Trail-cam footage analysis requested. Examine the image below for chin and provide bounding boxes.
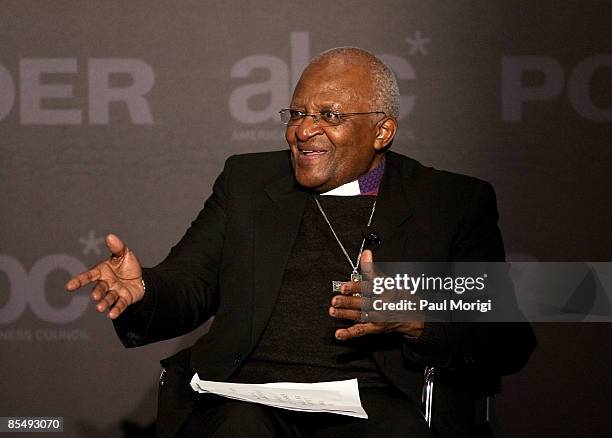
[296,177,319,190]
[295,173,327,191]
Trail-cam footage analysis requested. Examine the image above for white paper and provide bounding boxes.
[190,374,368,419]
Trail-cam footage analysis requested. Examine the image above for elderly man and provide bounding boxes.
[66,47,536,437]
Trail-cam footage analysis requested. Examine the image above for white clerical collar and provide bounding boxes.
[320,179,361,196]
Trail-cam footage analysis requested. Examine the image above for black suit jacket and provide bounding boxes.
[114,150,536,437]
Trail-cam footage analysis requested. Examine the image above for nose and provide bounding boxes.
[294,115,324,142]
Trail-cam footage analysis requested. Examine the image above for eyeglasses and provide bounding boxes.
[279,109,385,127]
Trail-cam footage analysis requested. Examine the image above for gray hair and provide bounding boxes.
[308,47,400,118]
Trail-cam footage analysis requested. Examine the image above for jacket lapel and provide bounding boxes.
[370,152,416,262]
[369,153,428,399]
[251,174,309,344]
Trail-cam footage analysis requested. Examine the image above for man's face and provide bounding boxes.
[286,61,384,192]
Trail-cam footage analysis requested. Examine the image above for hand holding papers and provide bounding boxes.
[190,374,368,419]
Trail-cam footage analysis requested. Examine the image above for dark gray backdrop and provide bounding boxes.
[1,1,611,436]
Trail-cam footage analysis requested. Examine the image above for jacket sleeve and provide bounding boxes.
[113,156,235,347]
[403,181,537,380]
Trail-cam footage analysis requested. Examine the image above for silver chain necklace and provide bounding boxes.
[314,196,377,292]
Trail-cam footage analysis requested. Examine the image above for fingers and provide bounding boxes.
[65,234,127,292]
[340,280,370,295]
[331,294,361,309]
[335,323,381,340]
[360,249,386,279]
[92,284,131,319]
[108,296,129,320]
[329,293,364,320]
[96,289,119,313]
[360,249,376,278]
[329,306,361,321]
[334,321,423,340]
[106,233,127,259]
[91,280,109,301]
[65,267,101,291]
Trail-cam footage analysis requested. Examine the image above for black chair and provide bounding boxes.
[422,366,499,437]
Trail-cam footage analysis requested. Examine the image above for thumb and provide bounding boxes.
[360,249,376,279]
[106,233,127,258]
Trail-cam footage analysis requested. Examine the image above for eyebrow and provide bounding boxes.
[289,102,343,111]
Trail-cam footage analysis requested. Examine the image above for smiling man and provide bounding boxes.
[66,48,536,438]
[285,50,397,193]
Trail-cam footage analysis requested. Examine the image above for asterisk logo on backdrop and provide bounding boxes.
[406,31,430,55]
[79,230,104,256]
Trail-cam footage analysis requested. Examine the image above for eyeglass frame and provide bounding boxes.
[279,108,386,127]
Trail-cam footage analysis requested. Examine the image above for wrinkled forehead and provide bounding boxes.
[290,60,375,109]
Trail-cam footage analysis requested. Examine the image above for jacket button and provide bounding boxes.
[233,355,242,366]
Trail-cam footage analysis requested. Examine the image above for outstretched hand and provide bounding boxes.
[65,234,144,319]
[329,250,424,340]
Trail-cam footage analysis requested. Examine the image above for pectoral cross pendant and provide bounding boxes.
[332,272,362,292]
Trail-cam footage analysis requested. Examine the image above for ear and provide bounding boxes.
[373,117,397,150]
